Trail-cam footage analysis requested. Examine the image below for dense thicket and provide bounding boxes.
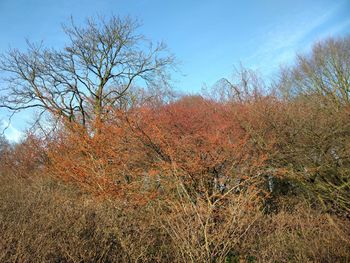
[0,16,349,262]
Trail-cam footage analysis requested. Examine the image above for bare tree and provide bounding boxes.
[202,65,265,103]
[0,15,175,127]
[278,36,350,107]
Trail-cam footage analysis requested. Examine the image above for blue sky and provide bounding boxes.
[0,0,350,142]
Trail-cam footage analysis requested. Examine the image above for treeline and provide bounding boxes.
[0,16,350,262]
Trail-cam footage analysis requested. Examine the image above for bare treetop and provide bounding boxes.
[0,15,175,127]
[278,36,350,107]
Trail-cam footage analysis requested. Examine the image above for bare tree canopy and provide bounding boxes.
[278,36,350,107]
[204,65,266,103]
[0,15,175,126]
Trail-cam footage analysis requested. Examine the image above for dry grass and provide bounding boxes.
[243,204,350,262]
[0,174,175,262]
[1,174,349,262]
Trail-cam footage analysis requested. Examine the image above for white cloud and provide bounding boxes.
[245,1,347,75]
[316,17,350,41]
[1,120,24,143]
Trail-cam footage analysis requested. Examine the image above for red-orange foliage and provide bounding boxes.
[131,96,255,177]
[47,121,143,198]
[0,135,46,178]
[44,96,271,202]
